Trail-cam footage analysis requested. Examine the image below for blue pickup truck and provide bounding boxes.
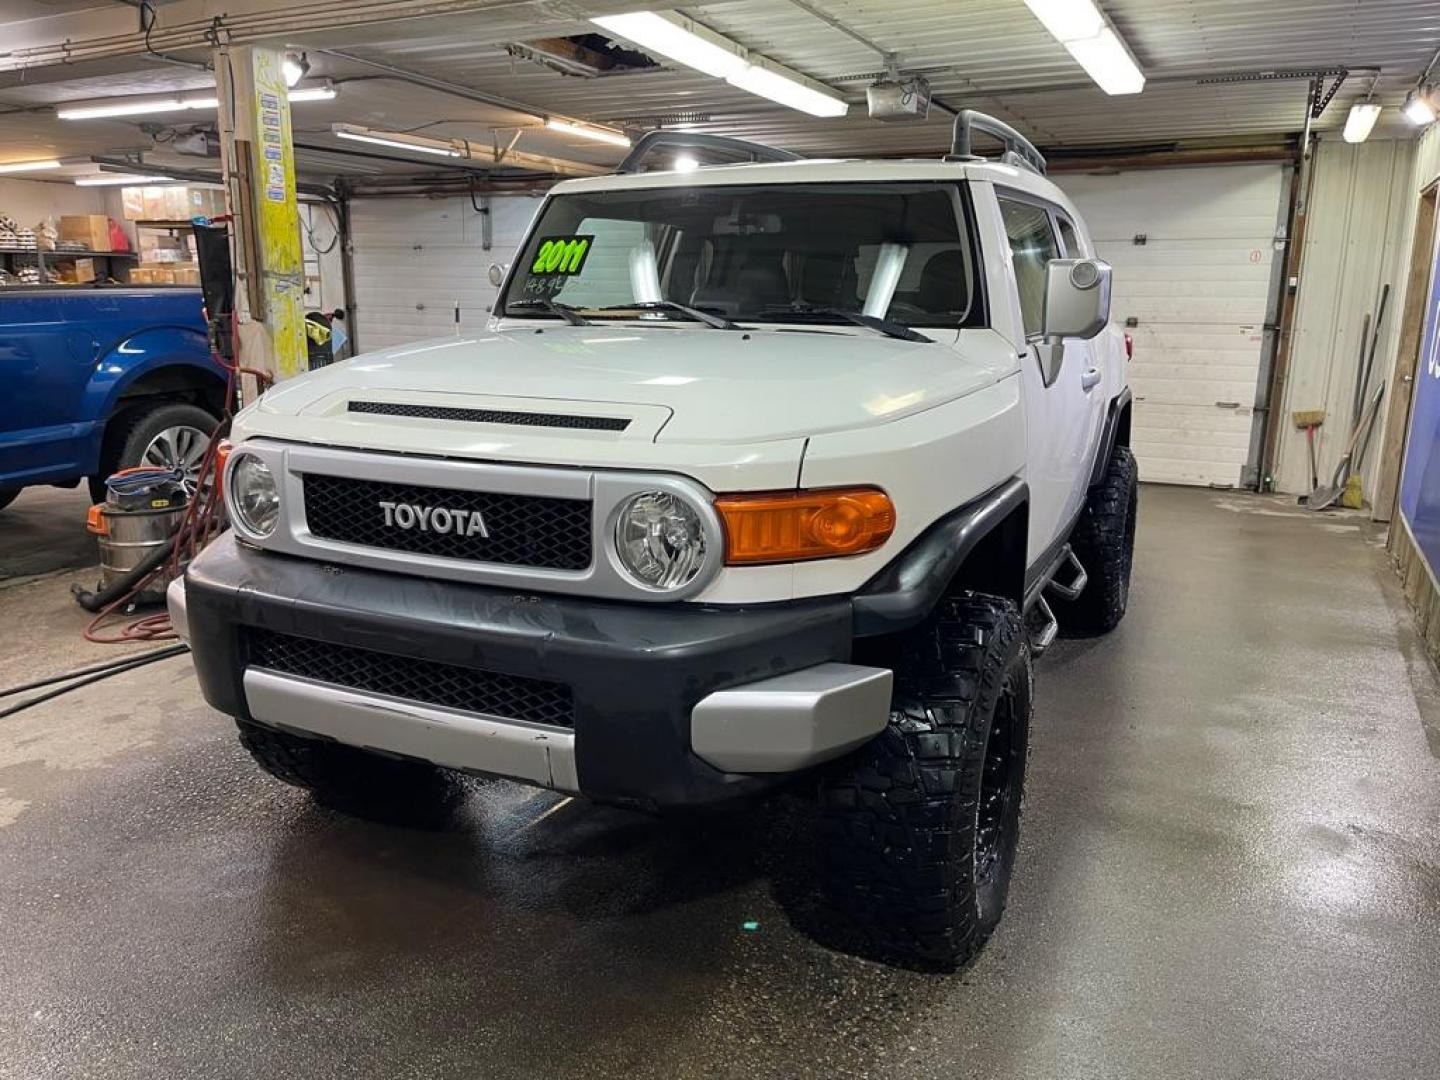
[0,287,226,510]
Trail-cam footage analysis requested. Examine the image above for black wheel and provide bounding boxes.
[1055,445,1138,637]
[819,593,1033,971]
[90,401,217,502]
[0,487,19,512]
[236,719,466,829]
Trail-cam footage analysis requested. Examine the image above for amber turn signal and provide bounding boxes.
[214,439,233,502]
[715,488,896,565]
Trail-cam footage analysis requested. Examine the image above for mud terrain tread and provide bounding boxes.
[819,593,1032,971]
[1056,445,1137,637]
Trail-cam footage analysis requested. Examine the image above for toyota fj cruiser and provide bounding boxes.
[174,113,1136,970]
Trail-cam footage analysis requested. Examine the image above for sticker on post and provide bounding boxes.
[266,184,286,203]
[529,235,594,276]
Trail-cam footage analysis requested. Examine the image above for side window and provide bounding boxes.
[998,197,1059,338]
[1055,215,1083,258]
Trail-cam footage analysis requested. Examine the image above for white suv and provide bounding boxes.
[174,112,1137,970]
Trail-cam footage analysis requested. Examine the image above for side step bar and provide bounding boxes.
[1028,546,1088,655]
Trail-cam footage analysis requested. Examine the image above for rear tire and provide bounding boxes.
[236,719,465,829]
[1055,445,1137,637]
[90,401,217,502]
[819,593,1032,971]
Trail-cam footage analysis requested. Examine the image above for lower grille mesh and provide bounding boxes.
[248,629,575,728]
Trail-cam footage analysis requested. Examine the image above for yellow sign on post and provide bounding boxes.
[218,45,306,385]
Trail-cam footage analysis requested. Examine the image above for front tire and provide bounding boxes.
[819,594,1033,970]
[1055,445,1138,637]
[236,719,465,829]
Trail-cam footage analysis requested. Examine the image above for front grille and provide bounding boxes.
[301,473,592,570]
[348,400,630,432]
[248,629,575,728]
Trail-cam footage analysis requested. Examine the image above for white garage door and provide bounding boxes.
[350,195,543,352]
[1058,165,1286,487]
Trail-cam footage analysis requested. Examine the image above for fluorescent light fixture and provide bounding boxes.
[74,173,173,186]
[1404,88,1437,125]
[58,83,334,120]
[281,51,310,88]
[727,61,848,118]
[674,155,699,172]
[332,123,461,158]
[593,10,847,116]
[545,118,631,147]
[592,12,746,79]
[1022,0,1145,95]
[1343,102,1382,143]
[0,159,62,174]
[288,82,337,103]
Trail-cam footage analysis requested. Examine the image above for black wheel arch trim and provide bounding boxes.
[852,476,1028,638]
[1088,387,1133,489]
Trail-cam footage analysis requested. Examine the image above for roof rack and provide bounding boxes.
[946,109,1047,176]
[616,131,802,174]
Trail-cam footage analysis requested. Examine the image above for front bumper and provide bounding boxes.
[179,535,888,810]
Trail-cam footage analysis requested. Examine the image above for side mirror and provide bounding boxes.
[487,263,507,287]
[1035,257,1112,385]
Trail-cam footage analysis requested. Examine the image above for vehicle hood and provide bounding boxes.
[250,324,1018,444]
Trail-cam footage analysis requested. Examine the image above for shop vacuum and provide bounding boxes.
[74,466,190,611]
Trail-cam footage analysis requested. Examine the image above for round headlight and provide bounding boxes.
[229,453,280,538]
[614,491,708,591]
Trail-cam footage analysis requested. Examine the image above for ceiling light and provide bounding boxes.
[1343,102,1383,143]
[545,118,632,147]
[674,155,699,172]
[332,123,461,158]
[74,173,174,186]
[593,10,846,117]
[58,84,335,120]
[0,159,62,174]
[1404,88,1437,125]
[727,62,848,118]
[1021,0,1145,95]
[592,12,746,79]
[281,51,310,88]
[288,82,337,103]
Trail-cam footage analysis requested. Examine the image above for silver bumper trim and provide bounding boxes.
[242,669,579,791]
[691,663,892,773]
[166,576,189,644]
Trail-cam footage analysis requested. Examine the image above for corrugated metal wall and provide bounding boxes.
[1274,138,1417,497]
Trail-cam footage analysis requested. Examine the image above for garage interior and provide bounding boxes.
[3,1,1440,1076]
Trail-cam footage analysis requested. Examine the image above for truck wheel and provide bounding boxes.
[236,719,465,829]
[90,402,217,502]
[1055,446,1138,637]
[0,487,18,512]
[819,593,1032,970]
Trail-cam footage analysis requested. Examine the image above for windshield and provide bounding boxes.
[500,182,982,329]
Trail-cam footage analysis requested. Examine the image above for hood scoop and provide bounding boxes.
[347,400,631,432]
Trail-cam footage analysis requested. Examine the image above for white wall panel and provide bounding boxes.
[1059,164,1286,487]
[350,194,543,352]
[1274,139,1417,497]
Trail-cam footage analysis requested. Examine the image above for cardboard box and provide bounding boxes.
[120,187,146,221]
[129,267,152,285]
[73,257,96,283]
[58,215,111,252]
[172,266,200,285]
[141,187,168,220]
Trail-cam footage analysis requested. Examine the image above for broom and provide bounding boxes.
[1292,409,1325,498]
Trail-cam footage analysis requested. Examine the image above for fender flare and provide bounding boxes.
[1088,387,1133,488]
[852,477,1028,638]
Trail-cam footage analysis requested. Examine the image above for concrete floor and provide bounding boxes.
[1,485,1438,1079]
[0,485,97,583]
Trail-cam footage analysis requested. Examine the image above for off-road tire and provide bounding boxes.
[236,719,465,829]
[1055,445,1137,637]
[89,401,217,502]
[819,593,1033,971]
[0,487,19,512]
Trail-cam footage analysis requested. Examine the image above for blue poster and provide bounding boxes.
[1399,234,1440,572]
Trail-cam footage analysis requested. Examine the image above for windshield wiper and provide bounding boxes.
[590,300,741,331]
[507,298,591,326]
[777,307,933,343]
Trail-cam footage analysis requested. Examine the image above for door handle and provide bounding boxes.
[1081,367,1102,392]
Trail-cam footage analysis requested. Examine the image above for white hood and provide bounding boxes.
[248,323,1017,445]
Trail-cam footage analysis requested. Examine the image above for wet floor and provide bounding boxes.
[1,486,1438,1079]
